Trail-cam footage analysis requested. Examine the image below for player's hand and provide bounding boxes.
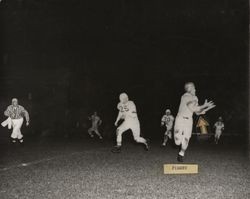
[26,122,29,126]
[114,121,118,126]
[199,104,216,115]
[204,99,214,108]
[206,103,216,110]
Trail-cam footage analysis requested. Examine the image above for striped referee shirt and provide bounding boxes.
[4,105,30,122]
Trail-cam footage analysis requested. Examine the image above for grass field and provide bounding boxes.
[0,136,249,199]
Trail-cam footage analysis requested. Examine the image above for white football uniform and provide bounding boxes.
[162,115,175,130]
[117,101,138,119]
[161,115,174,137]
[90,115,101,130]
[214,121,224,139]
[116,101,146,144]
[174,93,198,154]
[88,115,102,138]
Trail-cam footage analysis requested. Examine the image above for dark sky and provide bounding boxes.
[0,0,248,135]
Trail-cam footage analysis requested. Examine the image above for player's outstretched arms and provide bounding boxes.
[196,103,216,115]
[202,99,215,109]
[187,99,215,115]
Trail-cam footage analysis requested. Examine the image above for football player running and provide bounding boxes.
[174,82,215,162]
[111,93,149,153]
[214,116,224,144]
[161,109,175,147]
[88,111,103,139]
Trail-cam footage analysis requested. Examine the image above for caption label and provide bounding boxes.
[164,164,198,174]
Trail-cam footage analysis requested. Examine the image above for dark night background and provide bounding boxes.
[0,0,248,141]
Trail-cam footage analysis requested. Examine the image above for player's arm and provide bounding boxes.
[4,109,10,117]
[114,111,123,126]
[115,103,124,126]
[187,99,215,115]
[196,105,215,115]
[4,106,11,117]
[21,106,30,125]
[186,100,202,113]
[161,116,165,126]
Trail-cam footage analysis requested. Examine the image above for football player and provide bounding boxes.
[174,82,215,162]
[88,111,103,139]
[1,98,30,143]
[161,109,175,146]
[214,116,224,144]
[111,93,149,153]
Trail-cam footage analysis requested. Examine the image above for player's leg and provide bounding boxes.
[178,128,192,162]
[88,127,94,138]
[216,131,221,144]
[215,131,219,144]
[174,118,183,146]
[174,128,185,162]
[162,131,168,146]
[11,119,18,143]
[179,136,190,156]
[17,132,24,143]
[174,129,183,146]
[16,118,24,143]
[131,119,149,150]
[116,122,128,146]
[176,119,192,162]
[163,126,172,146]
[167,127,173,139]
[94,129,103,139]
[111,121,129,153]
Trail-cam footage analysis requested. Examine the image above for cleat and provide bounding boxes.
[12,139,16,143]
[19,139,24,143]
[177,154,184,162]
[162,143,166,147]
[111,146,121,153]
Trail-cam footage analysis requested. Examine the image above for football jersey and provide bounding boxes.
[161,115,174,127]
[91,115,101,126]
[117,101,137,119]
[214,122,224,131]
[177,92,198,118]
